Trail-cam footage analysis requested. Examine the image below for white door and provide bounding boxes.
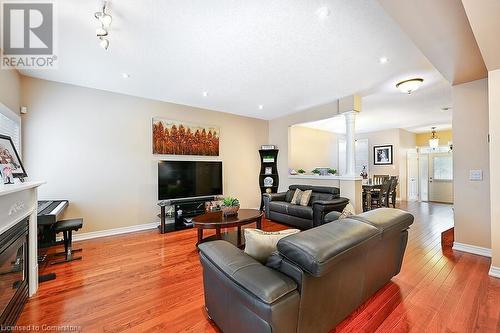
[428,152,453,203]
[407,150,419,201]
[419,154,429,201]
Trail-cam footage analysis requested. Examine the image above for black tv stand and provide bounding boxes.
[158,196,217,234]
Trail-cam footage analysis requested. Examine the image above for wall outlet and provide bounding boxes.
[469,170,483,181]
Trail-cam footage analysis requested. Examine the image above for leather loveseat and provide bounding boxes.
[263,185,349,229]
[198,208,414,333]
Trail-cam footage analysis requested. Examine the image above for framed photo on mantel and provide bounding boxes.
[373,145,393,165]
[0,134,27,182]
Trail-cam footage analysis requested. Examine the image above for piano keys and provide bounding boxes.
[37,200,68,247]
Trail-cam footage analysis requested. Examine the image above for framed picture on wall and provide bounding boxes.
[152,118,220,156]
[373,145,393,165]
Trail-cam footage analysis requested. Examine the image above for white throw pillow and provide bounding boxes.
[244,228,300,263]
[338,203,356,220]
[290,188,303,205]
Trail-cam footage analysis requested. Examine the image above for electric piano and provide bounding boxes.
[37,200,69,247]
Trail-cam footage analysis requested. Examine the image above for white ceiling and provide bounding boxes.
[300,72,452,134]
[20,0,450,120]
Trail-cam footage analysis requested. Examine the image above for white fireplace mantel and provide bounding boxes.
[0,181,45,296]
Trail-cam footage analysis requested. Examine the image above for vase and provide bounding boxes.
[221,205,239,216]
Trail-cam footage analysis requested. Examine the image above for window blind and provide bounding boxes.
[0,111,21,151]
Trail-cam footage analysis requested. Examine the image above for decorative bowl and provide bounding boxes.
[221,205,240,216]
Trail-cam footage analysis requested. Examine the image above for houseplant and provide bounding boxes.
[311,168,321,175]
[221,197,240,216]
[297,169,306,174]
[328,168,337,175]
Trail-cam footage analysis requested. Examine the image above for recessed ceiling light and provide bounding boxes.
[396,78,424,94]
[258,105,264,110]
[379,57,389,64]
[121,73,130,79]
[317,7,331,20]
[202,91,208,97]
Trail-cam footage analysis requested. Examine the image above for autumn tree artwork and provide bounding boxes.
[152,118,220,156]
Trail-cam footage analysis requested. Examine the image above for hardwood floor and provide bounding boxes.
[16,202,500,332]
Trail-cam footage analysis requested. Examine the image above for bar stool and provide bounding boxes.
[51,218,83,265]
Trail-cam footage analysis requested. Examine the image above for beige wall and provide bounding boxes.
[355,128,415,201]
[289,126,338,173]
[0,69,21,114]
[489,69,500,267]
[268,102,340,191]
[398,129,417,201]
[453,78,491,249]
[356,129,400,178]
[21,76,268,233]
[416,130,453,147]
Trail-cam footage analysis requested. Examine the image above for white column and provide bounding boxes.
[344,111,357,176]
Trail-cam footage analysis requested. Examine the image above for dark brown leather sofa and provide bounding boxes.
[263,185,349,229]
[198,208,414,333]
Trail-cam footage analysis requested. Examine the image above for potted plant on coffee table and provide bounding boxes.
[221,197,240,216]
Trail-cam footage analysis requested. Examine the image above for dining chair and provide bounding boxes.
[370,178,392,209]
[389,176,399,208]
[373,175,390,184]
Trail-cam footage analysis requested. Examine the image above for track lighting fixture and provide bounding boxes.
[95,1,112,50]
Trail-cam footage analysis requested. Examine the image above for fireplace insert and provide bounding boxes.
[0,219,29,328]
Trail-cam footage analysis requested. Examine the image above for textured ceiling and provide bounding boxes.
[20,0,444,120]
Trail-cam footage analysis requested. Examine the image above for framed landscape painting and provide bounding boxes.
[152,118,220,156]
[373,145,393,165]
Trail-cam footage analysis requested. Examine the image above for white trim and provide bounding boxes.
[72,222,160,242]
[0,181,46,197]
[452,242,492,258]
[489,266,500,279]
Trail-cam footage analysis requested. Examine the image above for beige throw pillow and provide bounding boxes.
[338,203,355,220]
[244,228,300,263]
[290,189,303,205]
[300,190,312,206]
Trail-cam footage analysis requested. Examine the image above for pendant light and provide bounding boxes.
[429,127,439,148]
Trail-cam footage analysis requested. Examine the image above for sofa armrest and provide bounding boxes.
[324,211,342,223]
[198,240,297,304]
[263,192,287,216]
[311,198,349,226]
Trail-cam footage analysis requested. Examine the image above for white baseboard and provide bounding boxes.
[70,222,160,242]
[452,242,492,258]
[489,266,500,279]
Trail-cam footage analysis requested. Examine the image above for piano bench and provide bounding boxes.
[51,218,83,265]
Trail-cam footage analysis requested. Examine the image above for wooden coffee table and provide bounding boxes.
[192,209,263,248]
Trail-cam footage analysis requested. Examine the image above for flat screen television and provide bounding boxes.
[158,161,223,200]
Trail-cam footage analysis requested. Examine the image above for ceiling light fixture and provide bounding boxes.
[258,105,264,110]
[95,1,112,50]
[202,91,208,97]
[121,73,130,79]
[429,127,439,148]
[317,7,331,20]
[396,78,424,94]
[379,57,389,64]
